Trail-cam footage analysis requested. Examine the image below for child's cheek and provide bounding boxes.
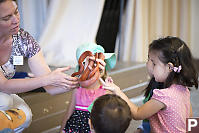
[146,62,153,77]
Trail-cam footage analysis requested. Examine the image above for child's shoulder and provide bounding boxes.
[171,84,188,90]
[153,84,189,98]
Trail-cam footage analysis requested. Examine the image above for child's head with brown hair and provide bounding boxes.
[90,94,132,133]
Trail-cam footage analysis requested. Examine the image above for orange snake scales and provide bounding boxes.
[71,51,105,88]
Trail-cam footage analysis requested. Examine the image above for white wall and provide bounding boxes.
[191,0,199,58]
[39,0,105,67]
[17,0,48,41]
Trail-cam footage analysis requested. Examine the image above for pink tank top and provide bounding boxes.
[75,86,106,111]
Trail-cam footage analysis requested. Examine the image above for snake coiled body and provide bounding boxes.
[72,51,105,88]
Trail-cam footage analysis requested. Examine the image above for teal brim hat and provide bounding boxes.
[75,43,116,71]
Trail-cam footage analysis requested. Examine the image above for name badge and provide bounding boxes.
[13,56,23,65]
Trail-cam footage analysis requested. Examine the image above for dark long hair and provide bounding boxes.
[149,36,198,89]
[144,77,164,99]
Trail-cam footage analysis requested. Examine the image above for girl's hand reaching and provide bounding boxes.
[100,77,121,94]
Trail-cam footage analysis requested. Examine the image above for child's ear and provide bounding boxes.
[167,62,174,72]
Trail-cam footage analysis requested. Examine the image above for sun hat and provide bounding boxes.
[75,43,116,71]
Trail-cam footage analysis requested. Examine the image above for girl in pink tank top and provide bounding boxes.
[60,43,116,133]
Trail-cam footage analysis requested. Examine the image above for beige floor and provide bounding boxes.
[18,61,199,133]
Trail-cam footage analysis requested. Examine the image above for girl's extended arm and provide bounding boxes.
[104,81,165,120]
[60,89,77,132]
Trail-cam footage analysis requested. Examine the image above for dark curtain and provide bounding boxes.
[96,0,127,53]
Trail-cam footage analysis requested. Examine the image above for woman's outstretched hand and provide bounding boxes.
[46,66,79,90]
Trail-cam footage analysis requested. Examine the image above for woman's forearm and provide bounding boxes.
[0,75,48,94]
[44,86,70,95]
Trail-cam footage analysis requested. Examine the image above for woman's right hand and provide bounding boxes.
[45,67,79,90]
